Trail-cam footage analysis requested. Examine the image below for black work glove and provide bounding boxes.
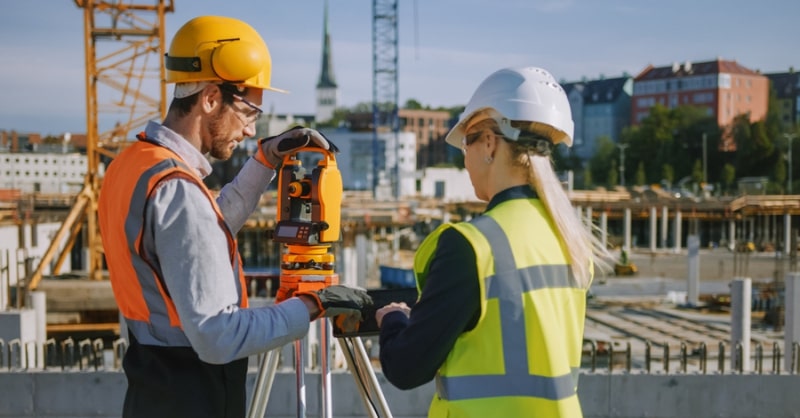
[255,126,339,169]
[297,285,373,320]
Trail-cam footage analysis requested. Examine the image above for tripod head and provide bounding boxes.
[273,142,342,302]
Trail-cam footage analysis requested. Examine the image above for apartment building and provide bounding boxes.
[632,59,769,150]
[766,69,800,131]
[562,76,633,162]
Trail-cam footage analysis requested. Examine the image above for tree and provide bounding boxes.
[721,163,736,195]
[635,161,646,186]
[662,164,674,188]
[588,136,616,186]
[404,99,423,110]
[608,160,619,189]
[691,159,703,185]
[773,157,786,194]
[583,163,593,189]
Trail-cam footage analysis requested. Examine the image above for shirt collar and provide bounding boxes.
[143,120,213,178]
[485,185,538,212]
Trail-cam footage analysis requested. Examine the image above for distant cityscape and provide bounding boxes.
[1,0,798,199]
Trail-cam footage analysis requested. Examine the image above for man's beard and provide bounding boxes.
[207,110,236,160]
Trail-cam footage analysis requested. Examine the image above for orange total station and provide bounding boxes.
[271,143,343,302]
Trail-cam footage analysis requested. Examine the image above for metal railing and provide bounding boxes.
[1,337,798,375]
[581,339,800,375]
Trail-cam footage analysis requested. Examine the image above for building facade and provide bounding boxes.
[1,152,89,194]
[632,59,769,150]
[766,69,800,132]
[563,76,633,162]
[397,109,451,168]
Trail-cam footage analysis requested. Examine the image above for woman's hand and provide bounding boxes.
[376,302,411,327]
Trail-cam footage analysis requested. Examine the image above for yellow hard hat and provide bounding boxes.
[165,16,283,92]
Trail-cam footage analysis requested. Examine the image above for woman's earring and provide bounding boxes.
[485,156,493,164]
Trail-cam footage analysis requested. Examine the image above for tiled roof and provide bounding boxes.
[635,58,761,81]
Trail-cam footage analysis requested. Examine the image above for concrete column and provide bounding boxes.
[28,291,46,369]
[623,208,632,252]
[356,233,368,288]
[785,213,792,256]
[731,278,752,372]
[575,206,583,222]
[650,207,657,252]
[749,218,756,243]
[600,212,608,250]
[674,210,682,253]
[687,235,700,307]
[728,219,736,251]
[786,273,800,372]
[661,206,669,249]
[341,246,358,288]
[766,215,772,244]
[585,207,593,229]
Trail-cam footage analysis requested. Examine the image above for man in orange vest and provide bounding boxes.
[98,16,371,418]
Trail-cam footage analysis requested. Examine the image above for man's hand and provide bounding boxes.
[255,126,337,169]
[296,285,373,321]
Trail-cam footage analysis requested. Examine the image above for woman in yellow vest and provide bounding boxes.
[376,66,613,417]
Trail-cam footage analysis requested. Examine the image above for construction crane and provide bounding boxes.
[26,1,173,292]
[371,0,399,199]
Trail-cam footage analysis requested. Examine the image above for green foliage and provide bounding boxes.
[691,159,703,184]
[635,161,646,186]
[608,159,619,188]
[721,163,736,195]
[404,99,423,110]
[588,136,617,186]
[662,164,674,186]
[583,163,593,189]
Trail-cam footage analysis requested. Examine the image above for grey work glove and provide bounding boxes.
[297,285,373,320]
[256,126,338,169]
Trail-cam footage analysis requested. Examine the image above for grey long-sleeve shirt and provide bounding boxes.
[139,121,310,364]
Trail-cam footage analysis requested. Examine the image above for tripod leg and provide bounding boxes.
[338,337,394,418]
[319,318,332,418]
[294,338,307,417]
[247,349,280,418]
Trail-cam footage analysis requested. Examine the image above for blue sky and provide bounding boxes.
[0,0,797,136]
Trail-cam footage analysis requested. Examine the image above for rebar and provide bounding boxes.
[663,342,670,373]
[645,341,652,374]
[680,342,687,373]
[734,342,743,374]
[113,338,127,370]
[699,342,707,375]
[8,338,21,370]
[625,341,632,372]
[608,341,614,373]
[61,337,75,370]
[718,342,726,374]
[755,342,763,375]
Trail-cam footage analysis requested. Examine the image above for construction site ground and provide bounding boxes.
[583,248,794,373]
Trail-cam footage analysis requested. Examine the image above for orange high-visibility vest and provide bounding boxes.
[98,137,248,346]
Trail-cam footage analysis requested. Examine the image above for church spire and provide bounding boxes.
[317,0,337,89]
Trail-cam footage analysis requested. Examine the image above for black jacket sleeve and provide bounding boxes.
[378,227,481,390]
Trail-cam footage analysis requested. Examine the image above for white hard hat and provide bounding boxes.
[445,66,574,148]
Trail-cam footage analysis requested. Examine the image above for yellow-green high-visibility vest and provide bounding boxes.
[414,197,589,418]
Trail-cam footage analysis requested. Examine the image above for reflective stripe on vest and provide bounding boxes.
[435,215,580,402]
[101,139,247,346]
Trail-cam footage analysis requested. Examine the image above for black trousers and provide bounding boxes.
[122,332,248,418]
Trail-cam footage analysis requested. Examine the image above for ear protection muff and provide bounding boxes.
[210,39,268,82]
[164,39,268,83]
